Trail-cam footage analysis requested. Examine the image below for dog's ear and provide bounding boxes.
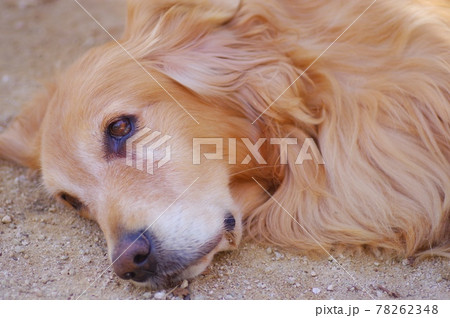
[0,85,54,170]
[124,0,240,40]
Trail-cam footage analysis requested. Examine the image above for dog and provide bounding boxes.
[0,0,449,289]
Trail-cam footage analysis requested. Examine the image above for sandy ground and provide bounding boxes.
[0,0,449,300]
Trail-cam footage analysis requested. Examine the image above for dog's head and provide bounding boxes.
[40,50,243,288]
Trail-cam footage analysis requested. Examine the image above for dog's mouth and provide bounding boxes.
[130,232,232,289]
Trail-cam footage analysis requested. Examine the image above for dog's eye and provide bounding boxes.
[104,115,136,158]
[224,213,236,232]
[108,118,132,138]
[60,193,83,210]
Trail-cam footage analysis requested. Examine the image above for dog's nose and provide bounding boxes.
[112,232,157,282]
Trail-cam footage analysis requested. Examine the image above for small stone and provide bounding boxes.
[266,247,273,255]
[33,289,43,298]
[224,294,233,300]
[274,251,284,260]
[14,246,25,254]
[436,276,443,283]
[1,215,12,224]
[21,240,29,246]
[180,280,189,289]
[311,271,317,277]
[37,235,46,241]
[142,292,152,299]
[402,259,409,266]
[48,206,57,213]
[374,262,380,267]
[60,255,69,261]
[327,285,334,291]
[153,291,166,300]
[376,290,383,298]
[312,288,321,294]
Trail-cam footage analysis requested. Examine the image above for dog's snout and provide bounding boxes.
[112,232,157,282]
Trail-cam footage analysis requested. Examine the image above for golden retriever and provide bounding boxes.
[0,0,449,289]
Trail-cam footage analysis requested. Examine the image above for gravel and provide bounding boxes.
[153,291,166,300]
[1,215,12,224]
[180,280,189,289]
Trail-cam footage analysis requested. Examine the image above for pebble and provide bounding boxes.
[224,294,233,300]
[48,206,56,213]
[266,247,273,255]
[180,280,189,289]
[60,255,69,261]
[327,285,334,291]
[376,290,383,298]
[402,259,409,266]
[142,292,152,299]
[436,276,443,283]
[153,291,166,300]
[312,288,321,294]
[14,246,25,254]
[374,262,380,267]
[311,271,317,277]
[274,251,284,260]
[1,215,12,224]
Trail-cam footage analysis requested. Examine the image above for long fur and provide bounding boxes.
[124,0,450,258]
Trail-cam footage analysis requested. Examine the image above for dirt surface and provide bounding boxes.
[0,0,449,300]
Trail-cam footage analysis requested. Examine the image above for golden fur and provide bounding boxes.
[0,0,449,286]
